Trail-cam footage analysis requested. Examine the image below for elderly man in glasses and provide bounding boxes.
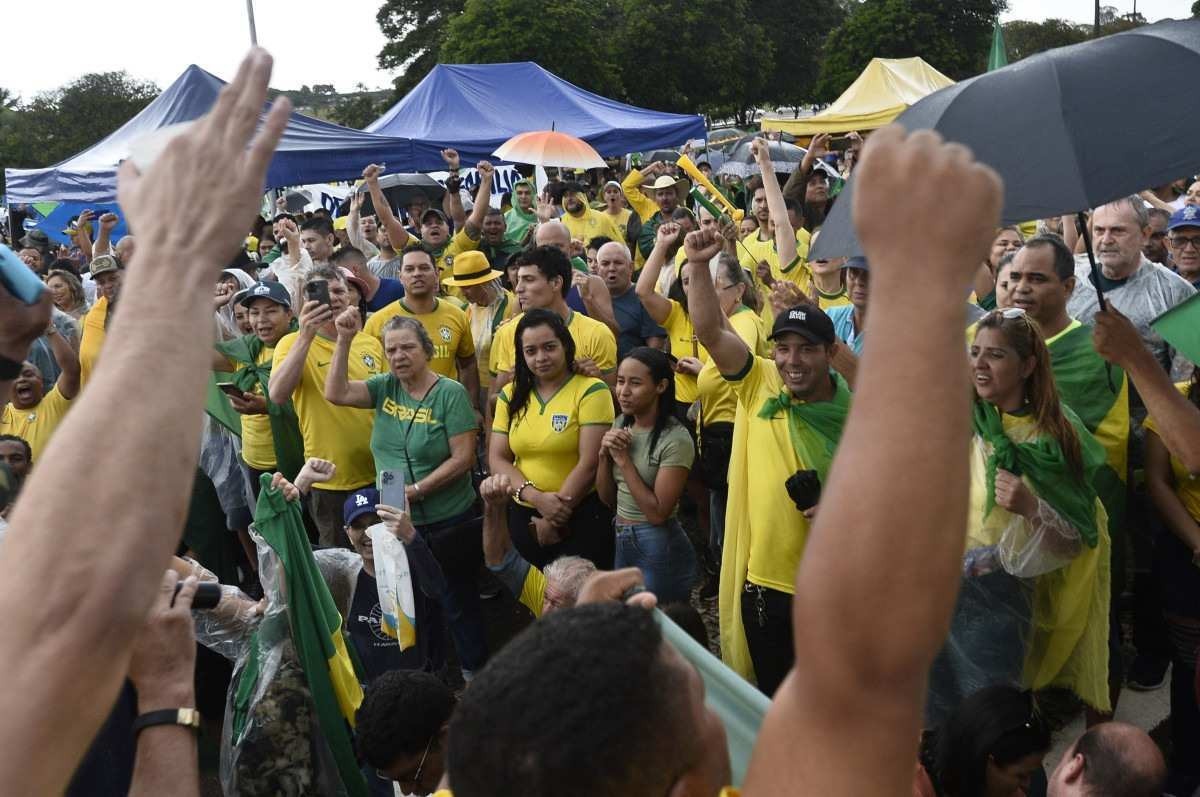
[1166,205,1200,289]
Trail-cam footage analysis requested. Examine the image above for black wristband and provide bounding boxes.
[132,708,201,736]
[0,356,22,380]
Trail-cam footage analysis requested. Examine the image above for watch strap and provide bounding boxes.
[132,707,201,735]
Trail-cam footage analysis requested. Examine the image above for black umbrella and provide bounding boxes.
[810,18,1200,308]
[643,149,681,164]
[337,173,446,217]
[718,139,806,178]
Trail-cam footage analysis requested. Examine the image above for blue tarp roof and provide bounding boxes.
[4,65,416,204]
[367,62,706,170]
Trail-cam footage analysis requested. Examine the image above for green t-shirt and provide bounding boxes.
[366,374,479,525]
[611,416,695,522]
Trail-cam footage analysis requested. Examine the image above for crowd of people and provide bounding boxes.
[2,48,1199,796]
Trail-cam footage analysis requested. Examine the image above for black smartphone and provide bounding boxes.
[828,136,853,153]
[216,382,245,399]
[304,279,331,308]
[174,581,222,610]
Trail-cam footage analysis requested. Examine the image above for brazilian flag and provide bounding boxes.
[1048,323,1129,548]
[235,474,367,796]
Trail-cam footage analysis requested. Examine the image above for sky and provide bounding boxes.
[1,0,1193,99]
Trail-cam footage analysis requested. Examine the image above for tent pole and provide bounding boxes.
[245,0,258,46]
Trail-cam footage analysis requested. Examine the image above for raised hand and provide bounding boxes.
[683,228,723,263]
[441,149,461,170]
[480,474,513,507]
[116,49,290,275]
[362,163,383,184]
[852,126,1001,297]
[334,306,361,338]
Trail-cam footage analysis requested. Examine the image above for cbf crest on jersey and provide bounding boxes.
[551,413,569,432]
[363,354,378,370]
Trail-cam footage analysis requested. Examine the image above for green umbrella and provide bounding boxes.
[988,20,1009,71]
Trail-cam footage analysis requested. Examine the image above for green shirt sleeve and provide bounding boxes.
[365,373,388,408]
[440,380,479,437]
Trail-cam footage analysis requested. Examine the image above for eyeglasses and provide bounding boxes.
[1170,235,1200,250]
[378,733,434,786]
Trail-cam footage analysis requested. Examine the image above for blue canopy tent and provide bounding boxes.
[367,62,706,171]
[4,65,416,205]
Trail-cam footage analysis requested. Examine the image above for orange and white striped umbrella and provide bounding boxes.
[493,130,606,169]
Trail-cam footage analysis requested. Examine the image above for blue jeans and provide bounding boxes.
[613,518,698,605]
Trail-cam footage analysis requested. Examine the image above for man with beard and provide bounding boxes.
[559,182,625,248]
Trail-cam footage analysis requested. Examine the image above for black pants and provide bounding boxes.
[508,491,614,570]
[417,509,488,673]
[740,581,794,697]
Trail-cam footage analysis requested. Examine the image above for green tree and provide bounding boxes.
[328,84,385,130]
[615,0,771,121]
[1002,18,1090,61]
[441,0,624,98]
[757,0,847,111]
[1193,0,1200,16]
[815,0,1005,101]
[377,0,466,99]
[0,72,157,191]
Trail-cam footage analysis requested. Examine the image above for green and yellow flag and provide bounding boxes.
[246,474,367,796]
[1047,323,1129,536]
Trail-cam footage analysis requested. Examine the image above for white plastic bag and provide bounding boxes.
[367,523,418,650]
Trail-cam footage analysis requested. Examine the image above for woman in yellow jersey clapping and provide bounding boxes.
[928,309,1110,726]
[489,309,616,569]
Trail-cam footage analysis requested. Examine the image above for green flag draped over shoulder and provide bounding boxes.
[757,373,852,481]
[215,327,306,480]
[1047,324,1128,534]
[972,401,1106,547]
[240,474,367,796]
[204,374,243,437]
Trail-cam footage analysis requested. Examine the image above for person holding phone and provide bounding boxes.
[595,348,697,603]
[269,266,384,548]
[489,309,616,570]
[324,312,488,679]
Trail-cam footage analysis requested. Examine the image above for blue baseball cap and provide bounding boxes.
[842,256,869,271]
[239,280,292,309]
[1168,205,1200,232]
[343,487,380,527]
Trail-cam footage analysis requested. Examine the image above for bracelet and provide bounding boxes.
[413,481,422,500]
[132,708,201,736]
[513,480,534,502]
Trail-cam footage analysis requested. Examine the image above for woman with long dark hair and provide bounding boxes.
[489,309,616,569]
[596,347,698,603]
[931,685,1052,797]
[928,309,1111,727]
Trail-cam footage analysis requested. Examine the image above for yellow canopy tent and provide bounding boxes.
[761,57,954,136]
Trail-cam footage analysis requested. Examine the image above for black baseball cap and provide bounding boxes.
[769,303,836,345]
[238,281,292,309]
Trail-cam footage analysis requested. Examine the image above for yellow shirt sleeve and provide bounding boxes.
[580,318,617,373]
[491,386,511,434]
[578,380,616,426]
[363,300,400,341]
[270,333,296,394]
[519,566,547,618]
[620,169,658,222]
[451,304,475,359]
[489,319,517,376]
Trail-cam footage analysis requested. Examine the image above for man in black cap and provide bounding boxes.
[686,226,852,695]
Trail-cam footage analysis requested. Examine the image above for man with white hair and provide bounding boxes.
[595,241,665,358]
[480,473,595,616]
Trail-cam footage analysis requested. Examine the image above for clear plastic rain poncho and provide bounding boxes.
[925,410,1111,727]
[183,539,370,796]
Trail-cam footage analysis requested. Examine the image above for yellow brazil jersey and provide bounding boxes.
[660,299,707,404]
[812,284,851,310]
[736,232,813,326]
[698,307,769,425]
[492,374,614,497]
[271,331,384,491]
[562,207,626,247]
[79,296,108,387]
[363,298,474,381]
[604,207,632,235]
[489,310,617,378]
[726,355,818,593]
[221,346,277,470]
[1,385,71,461]
[1146,383,1200,520]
